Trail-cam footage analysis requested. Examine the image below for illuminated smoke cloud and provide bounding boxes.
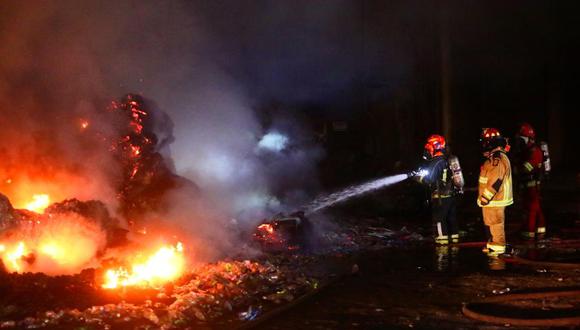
[257,132,289,153]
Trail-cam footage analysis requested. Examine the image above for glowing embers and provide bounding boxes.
[253,213,312,251]
[102,242,185,289]
[257,223,274,235]
[23,194,50,213]
[80,119,89,130]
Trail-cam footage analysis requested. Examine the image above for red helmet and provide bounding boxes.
[518,123,535,139]
[481,127,501,140]
[423,134,446,159]
[480,128,506,151]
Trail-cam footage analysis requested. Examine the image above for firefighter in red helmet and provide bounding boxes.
[417,134,464,245]
[515,123,547,240]
[478,128,513,255]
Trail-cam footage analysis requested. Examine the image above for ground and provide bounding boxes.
[255,173,580,330]
[0,173,579,329]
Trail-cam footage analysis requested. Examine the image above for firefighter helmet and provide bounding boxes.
[480,128,506,152]
[423,134,446,159]
[518,123,536,139]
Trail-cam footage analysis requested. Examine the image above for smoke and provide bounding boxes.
[174,101,324,225]
[257,132,289,152]
[0,1,329,263]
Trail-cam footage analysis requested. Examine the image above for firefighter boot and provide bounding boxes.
[486,242,506,256]
[520,231,536,241]
[435,245,449,272]
[536,226,546,241]
[435,236,449,245]
[482,226,492,253]
[451,234,459,244]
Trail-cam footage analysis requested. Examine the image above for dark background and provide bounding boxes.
[198,1,578,185]
[0,0,577,190]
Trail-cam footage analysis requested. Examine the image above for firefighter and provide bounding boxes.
[478,128,513,255]
[515,123,546,240]
[417,134,463,245]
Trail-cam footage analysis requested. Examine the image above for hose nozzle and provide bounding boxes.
[407,168,429,178]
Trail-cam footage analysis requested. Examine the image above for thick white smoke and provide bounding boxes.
[172,82,324,224]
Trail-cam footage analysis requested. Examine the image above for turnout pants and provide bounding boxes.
[482,206,506,250]
[432,196,458,242]
[523,186,545,236]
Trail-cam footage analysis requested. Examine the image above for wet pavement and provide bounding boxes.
[256,174,580,330]
[257,244,580,329]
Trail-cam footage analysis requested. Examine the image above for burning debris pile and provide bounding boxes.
[253,212,313,251]
[0,92,337,328]
[100,241,186,290]
[0,258,325,328]
[0,93,199,282]
[0,91,427,328]
[108,94,196,224]
[0,196,110,275]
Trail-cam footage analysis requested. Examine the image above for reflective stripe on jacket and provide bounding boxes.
[478,150,513,207]
[521,144,543,186]
[419,156,455,199]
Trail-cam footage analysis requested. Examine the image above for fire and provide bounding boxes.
[1,241,29,272]
[131,145,141,157]
[80,119,89,130]
[258,223,274,235]
[0,214,106,274]
[39,241,66,261]
[23,194,50,213]
[102,242,185,289]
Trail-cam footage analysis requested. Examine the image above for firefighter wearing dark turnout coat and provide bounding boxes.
[478,128,513,255]
[418,135,464,244]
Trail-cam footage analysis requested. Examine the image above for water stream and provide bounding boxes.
[304,174,409,215]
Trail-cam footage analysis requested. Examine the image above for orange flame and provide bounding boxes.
[23,194,50,213]
[102,242,185,289]
[258,223,274,234]
[80,119,89,130]
[0,214,106,274]
[2,241,28,272]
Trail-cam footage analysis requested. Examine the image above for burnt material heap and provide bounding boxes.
[109,94,193,224]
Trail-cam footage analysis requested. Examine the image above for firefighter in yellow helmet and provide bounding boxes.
[478,128,513,255]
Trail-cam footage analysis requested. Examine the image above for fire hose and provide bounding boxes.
[463,240,580,326]
[462,290,580,327]
[500,254,580,269]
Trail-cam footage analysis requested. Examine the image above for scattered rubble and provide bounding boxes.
[0,258,325,328]
[0,214,427,329]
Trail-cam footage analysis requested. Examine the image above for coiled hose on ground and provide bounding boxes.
[463,240,580,326]
[463,290,580,327]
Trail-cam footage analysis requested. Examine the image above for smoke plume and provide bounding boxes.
[0,1,326,262]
